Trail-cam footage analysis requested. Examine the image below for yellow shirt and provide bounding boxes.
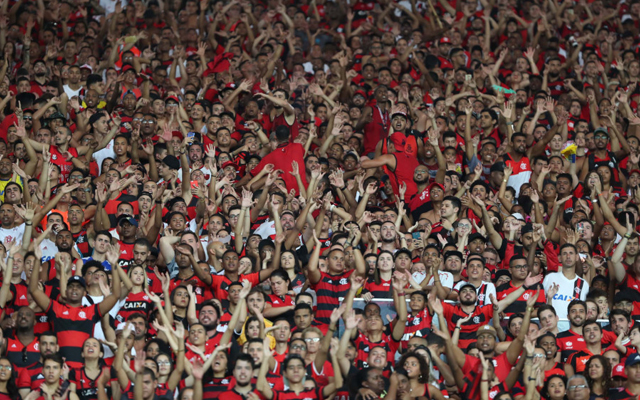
[237,316,276,349]
[0,177,23,203]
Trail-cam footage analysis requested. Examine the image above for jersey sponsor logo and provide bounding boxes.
[123,302,149,310]
[552,294,579,302]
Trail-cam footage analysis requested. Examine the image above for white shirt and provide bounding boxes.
[453,281,496,306]
[543,272,589,319]
[427,270,454,289]
[0,223,25,246]
[93,139,115,176]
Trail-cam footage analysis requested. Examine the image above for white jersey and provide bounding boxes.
[426,270,454,289]
[0,223,25,246]
[453,281,496,306]
[543,272,589,319]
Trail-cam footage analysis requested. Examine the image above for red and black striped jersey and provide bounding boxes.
[441,303,493,350]
[219,386,265,400]
[45,301,102,369]
[72,230,92,258]
[117,291,154,323]
[556,329,586,363]
[273,386,323,400]
[363,277,392,299]
[69,367,109,400]
[210,273,261,301]
[201,377,231,400]
[310,270,354,325]
[5,337,39,373]
[8,282,30,315]
[401,308,433,350]
[567,348,600,374]
[354,332,400,369]
[17,361,44,391]
[496,282,546,316]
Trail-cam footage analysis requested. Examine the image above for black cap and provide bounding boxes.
[490,162,505,173]
[117,214,139,227]
[444,250,463,262]
[468,233,487,244]
[68,276,87,288]
[162,155,180,170]
[521,223,534,235]
[494,269,511,283]
[458,282,476,293]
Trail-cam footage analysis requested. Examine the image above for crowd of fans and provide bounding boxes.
[0,0,640,399]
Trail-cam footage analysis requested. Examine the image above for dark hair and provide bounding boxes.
[396,352,430,384]
[585,355,611,394]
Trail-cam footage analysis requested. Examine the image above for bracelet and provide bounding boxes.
[7,256,13,260]
[330,204,335,211]
[506,122,513,126]
[528,378,536,381]
[527,306,533,312]
[503,179,507,183]
[481,379,489,382]
[454,326,461,330]
[526,356,533,359]
[625,233,632,239]
[155,200,162,204]
[592,199,598,204]
[398,292,406,296]
[25,223,32,226]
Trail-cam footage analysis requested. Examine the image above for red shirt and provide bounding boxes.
[250,143,308,196]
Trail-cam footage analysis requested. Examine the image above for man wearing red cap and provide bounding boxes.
[361,131,420,199]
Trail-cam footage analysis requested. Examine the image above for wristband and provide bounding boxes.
[625,233,632,239]
[526,356,533,359]
[528,378,536,381]
[25,223,32,226]
[592,199,598,204]
[454,326,461,330]
[527,306,533,312]
[155,200,162,204]
[398,292,406,296]
[330,204,335,211]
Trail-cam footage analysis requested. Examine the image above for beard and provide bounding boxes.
[381,236,395,243]
[460,299,476,306]
[36,71,46,77]
[415,176,429,185]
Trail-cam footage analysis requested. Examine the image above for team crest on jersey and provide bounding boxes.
[575,287,581,295]
[52,155,57,160]
[413,318,421,326]
[339,279,348,285]
[523,293,530,300]
[79,311,86,319]
[473,316,480,323]
[478,294,485,302]
[566,341,572,347]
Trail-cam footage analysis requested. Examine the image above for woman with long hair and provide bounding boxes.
[389,352,445,400]
[542,374,568,400]
[69,338,109,400]
[364,251,394,299]
[117,264,153,322]
[585,355,610,399]
[0,357,19,400]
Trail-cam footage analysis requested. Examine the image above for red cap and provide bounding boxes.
[439,37,451,44]
[222,161,238,170]
[121,64,136,74]
[389,132,407,152]
[631,169,640,176]
[171,131,183,140]
[165,95,179,103]
[613,363,627,379]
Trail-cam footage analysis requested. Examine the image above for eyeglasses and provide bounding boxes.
[595,134,608,140]
[291,345,306,350]
[304,338,320,343]
[133,118,142,122]
[568,385,588,391]
[532,353,545,358]
[142,120,155,124]
[23,116,32,120]
[458,223,471,229]
[0,365,12,371]
[511,265,528,270]
[157,361,171,366]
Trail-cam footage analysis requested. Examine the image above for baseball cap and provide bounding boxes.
[468,233,487,244]
[117,215,139,227]
[626,353,640,367]
[444,250,463,262]
[162,155,180,170]
[594,127,609,136]
[67,275,87,288]
[613,363,628,378]
[490,162,505,173]
[389,132,407,152]
[458,282,476,294]
[439,37,451,44]
[512,213,525,222]
[222,161,239,170]
[477,325,498,339]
